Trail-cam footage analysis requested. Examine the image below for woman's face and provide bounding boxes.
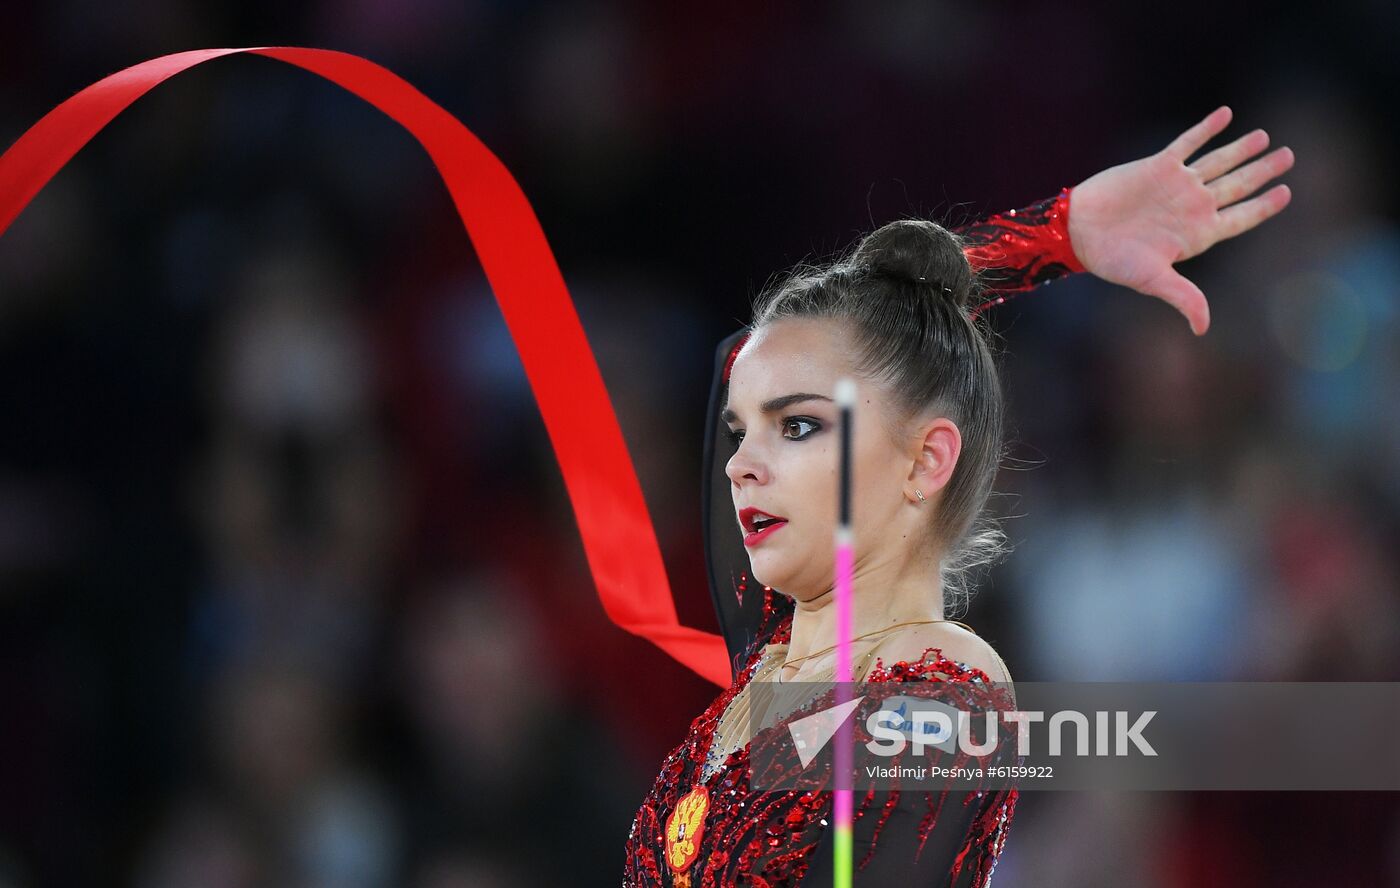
[722,317,960,602]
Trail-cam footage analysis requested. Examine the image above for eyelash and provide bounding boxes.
[725,417,821,446]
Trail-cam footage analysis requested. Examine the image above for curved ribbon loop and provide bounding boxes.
[0,47,731,686]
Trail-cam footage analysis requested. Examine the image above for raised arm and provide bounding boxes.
[963,106,1294,334]
[997,106,1293,334]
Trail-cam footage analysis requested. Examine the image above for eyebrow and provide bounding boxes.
[721,392,834,425]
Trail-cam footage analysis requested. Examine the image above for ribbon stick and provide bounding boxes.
[0,47,731,686]
[832,376,857,888]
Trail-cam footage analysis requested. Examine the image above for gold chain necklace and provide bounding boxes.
[775,618,975,681]
[700,618,976,779]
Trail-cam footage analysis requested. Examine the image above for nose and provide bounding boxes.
[725,439,768,488]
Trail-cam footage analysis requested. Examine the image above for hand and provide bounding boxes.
[1067,106,1295,335]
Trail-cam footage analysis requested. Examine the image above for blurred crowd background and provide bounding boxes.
[2,0,1398,886]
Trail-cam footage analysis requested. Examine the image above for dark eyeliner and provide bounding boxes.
[724,416,821,446]
[783,416,821,440]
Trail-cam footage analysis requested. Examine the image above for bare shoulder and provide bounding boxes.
[865,622,1013,685]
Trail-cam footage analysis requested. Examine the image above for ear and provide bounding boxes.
[907,416,962,501]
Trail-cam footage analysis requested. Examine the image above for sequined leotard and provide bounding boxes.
[624,585,1022,887]
[622,189,1085,887]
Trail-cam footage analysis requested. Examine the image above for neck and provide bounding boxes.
[782,548,944,672]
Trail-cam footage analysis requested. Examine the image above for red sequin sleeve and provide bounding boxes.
[954,186,1087,317]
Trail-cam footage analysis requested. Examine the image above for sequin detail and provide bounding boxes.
[964,186,1085,317]
[622,586,1021,886]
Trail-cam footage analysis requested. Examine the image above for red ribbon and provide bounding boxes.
[0,47,732,686]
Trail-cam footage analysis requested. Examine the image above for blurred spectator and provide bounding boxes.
[394,570,640,882]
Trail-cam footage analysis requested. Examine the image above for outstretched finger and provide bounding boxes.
[1207,146,1295,208]
[1191,127,1269,183]
[1162,105,1232,164]
[1215,183,1293,243]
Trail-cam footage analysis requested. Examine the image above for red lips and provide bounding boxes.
[738,506,787,533]
[738,506,789,547]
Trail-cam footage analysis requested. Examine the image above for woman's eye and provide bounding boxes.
[783,418,820,440]
[725,418,819,446]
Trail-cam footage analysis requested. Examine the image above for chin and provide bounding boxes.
[748,556,821,603]
[746,553,790,594]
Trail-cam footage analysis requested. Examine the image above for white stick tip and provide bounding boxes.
[834,377,857,407]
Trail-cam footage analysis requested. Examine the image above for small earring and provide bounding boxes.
[913,489,926,504]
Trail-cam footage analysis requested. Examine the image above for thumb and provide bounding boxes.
[1140,267,1210,336]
